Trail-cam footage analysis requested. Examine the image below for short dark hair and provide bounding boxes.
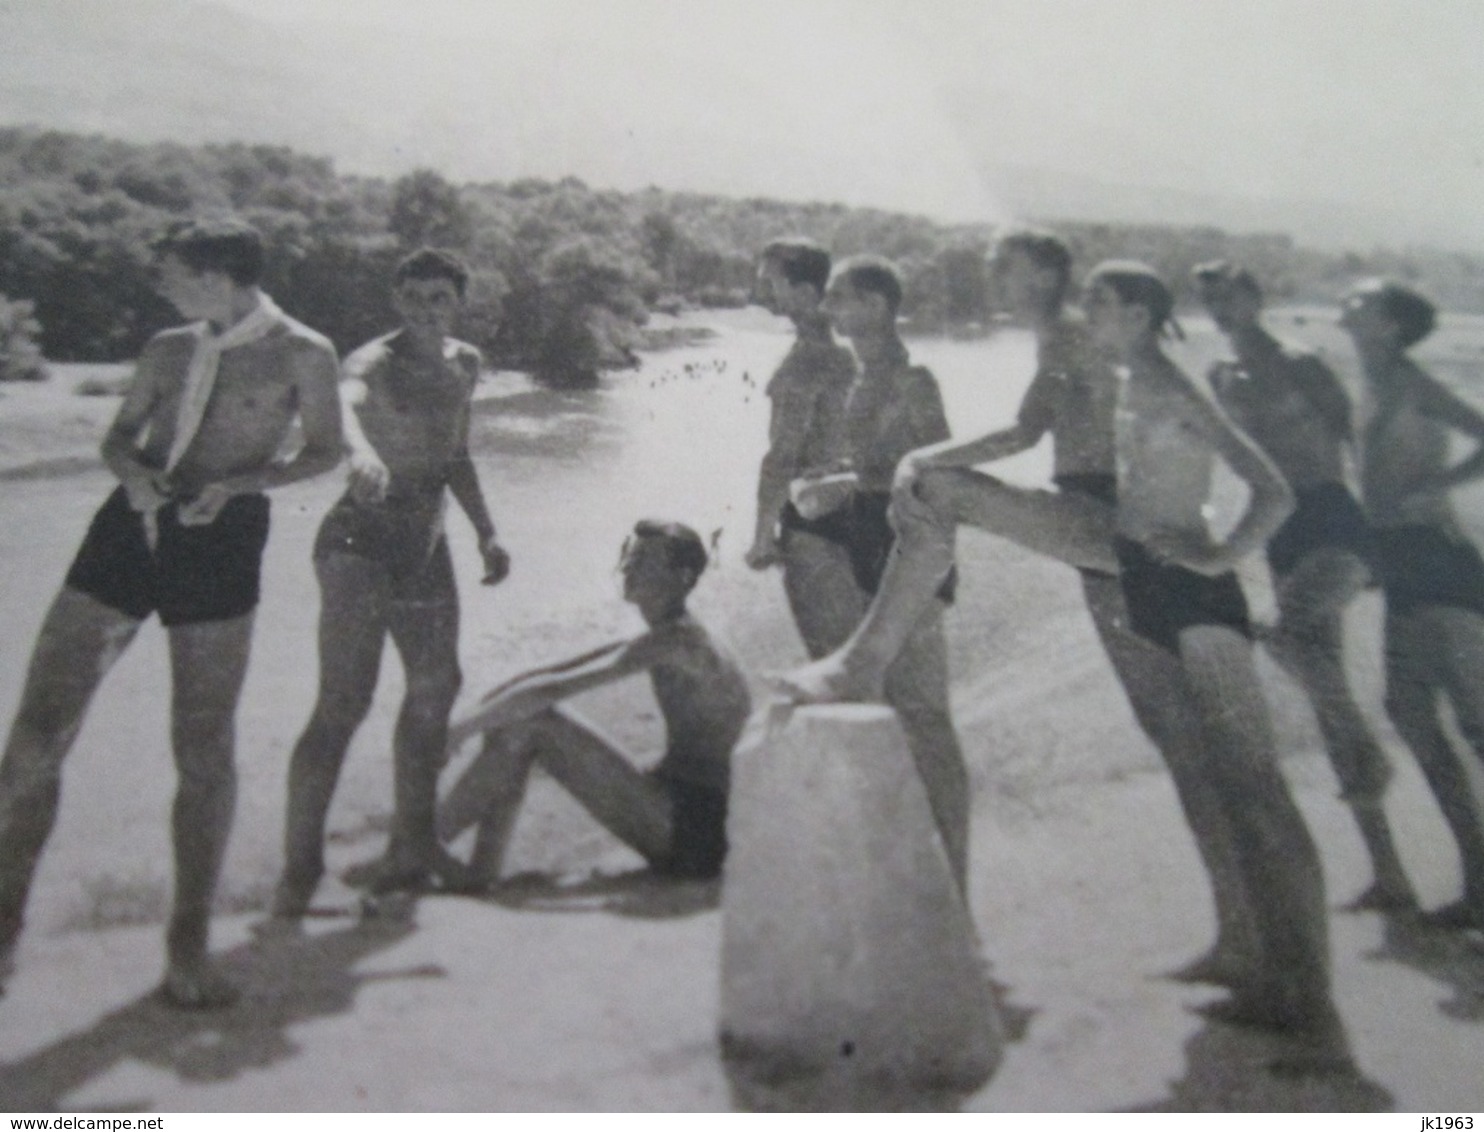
[1085,259,1176,335]
[995,228,1072,281]
[761,237,832,294]
[1349,277,1437,347]
[632,519,708,585]
[994,227,1073,308]
[156,218,265,287]
[833,254,903,315]
[394,247,470,298]
[1192,259,1263,302]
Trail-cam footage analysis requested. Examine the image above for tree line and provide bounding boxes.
[2,126,1481,384]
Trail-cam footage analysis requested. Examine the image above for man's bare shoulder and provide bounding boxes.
[446,337,484,379]
[899,363,943,398]
[271,312,338,361]
[768,337,854,398]
[142,324,201,352]
[341,332,400,381]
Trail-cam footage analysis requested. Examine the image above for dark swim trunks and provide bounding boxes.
[1052,471,1119,507]
[313,493,455,604]
[783,492,957,603]
[649,769,728,879]
[1373,525,1484,619]
[1113,536,1252,654]
[65,484,271,627]
[1266,482,1377,579]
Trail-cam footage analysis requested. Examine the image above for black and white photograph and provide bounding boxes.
[1,0,1482,1113]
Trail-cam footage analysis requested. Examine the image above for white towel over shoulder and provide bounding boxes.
[166,292,286,474]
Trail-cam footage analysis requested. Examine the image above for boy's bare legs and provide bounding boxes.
[1179,625,1341,1050]
[440,707,673,887]
[379,568,462,888]
[1387,607,1484,927]
[777,467,1117,702]
[0,589,140,977]
[781,529,869,659]
[163,612,254,1009]
[1081,574,1259,984]
[275,555,389,917]
[1265,551,1414,911]
[883,607,969,891]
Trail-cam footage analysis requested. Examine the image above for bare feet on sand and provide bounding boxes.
[342,846,481,897]
[1194,995,1354,1076]
[1163,946,1250,989]
[160,960,241,1011]
[1418,897,1484,932]
[1341,882,1417,915]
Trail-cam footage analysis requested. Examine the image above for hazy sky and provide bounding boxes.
[203,1,1484,241]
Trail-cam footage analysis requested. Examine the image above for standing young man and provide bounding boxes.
[746,238,862,658]
[0,218,343,1008]
[874,231,1260,986]
[273,249,510,917]
[1342,278,1484,931]
[1195,261,1413,912]
[790,254,969,890]
[783,262,1349,1066]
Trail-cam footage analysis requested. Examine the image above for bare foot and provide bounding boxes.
[349,846,480,896]
[767,655,884,704]
[1163,947,1249,989]
[1419,898,1484,931]
[269,871,320,921]
[1195,991,1349,1061]
[1342,882,1416,915]
[160,961,241,1011]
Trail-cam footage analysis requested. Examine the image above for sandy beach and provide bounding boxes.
[1,308,1483,1110]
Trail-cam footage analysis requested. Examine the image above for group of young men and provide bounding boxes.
[758,232,1484,1070]
[2,215,1484,1081]
[0,220,750,1010]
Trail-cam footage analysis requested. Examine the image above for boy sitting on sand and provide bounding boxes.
[436,521,752,886]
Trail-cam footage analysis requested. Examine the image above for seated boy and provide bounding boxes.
[437,521,753,885]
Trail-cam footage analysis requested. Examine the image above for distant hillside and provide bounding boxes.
[0,0,375,159]
[2,126,1483,377]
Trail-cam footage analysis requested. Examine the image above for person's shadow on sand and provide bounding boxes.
[1125,1017,1394,1112]
[0,916,436,1111]
[1371,911,1484,1023]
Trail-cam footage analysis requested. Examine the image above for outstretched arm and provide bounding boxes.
[450,628,683,743]
[895,368,1054,492]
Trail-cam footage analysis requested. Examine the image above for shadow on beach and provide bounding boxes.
[0,917,431,1111]
[1371,910,1484,1024]
[1126,1018,1393,1112]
